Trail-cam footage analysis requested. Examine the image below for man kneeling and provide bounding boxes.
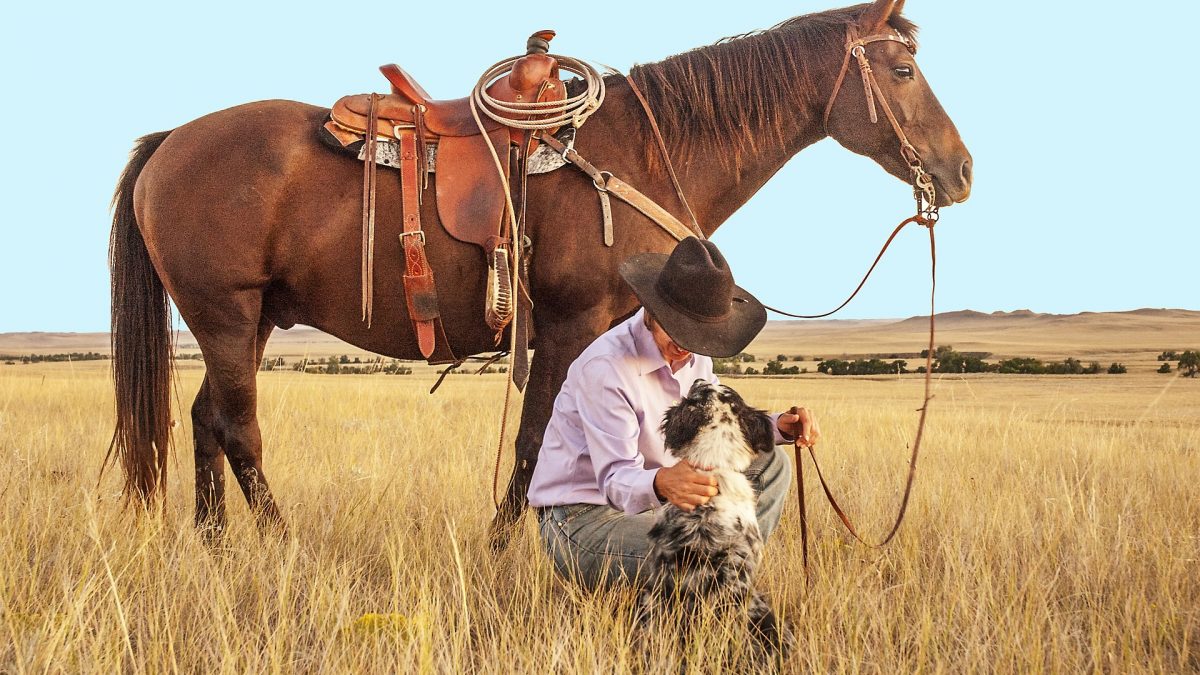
[528,237,820,589]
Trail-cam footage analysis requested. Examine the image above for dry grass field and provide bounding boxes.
[1,313,1198,672]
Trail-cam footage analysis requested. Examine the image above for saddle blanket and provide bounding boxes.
[347,126,575,176]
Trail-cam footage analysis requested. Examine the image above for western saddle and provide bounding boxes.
[322,31,567,376]
[321,31,699,388]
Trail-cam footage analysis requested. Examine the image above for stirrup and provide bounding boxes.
[485,245,514,333]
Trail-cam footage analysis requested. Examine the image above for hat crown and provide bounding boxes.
[655,238,735,322]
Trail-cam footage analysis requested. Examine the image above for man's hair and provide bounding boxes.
[643,309,659,331]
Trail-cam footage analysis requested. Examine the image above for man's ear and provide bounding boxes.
[740,410,776,454]
[858,0,905,35]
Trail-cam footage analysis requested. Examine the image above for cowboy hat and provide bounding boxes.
[619,237,766,358]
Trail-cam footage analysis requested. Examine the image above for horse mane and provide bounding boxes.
[627,4,919,172]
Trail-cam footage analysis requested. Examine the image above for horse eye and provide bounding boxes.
[894,65,914,79]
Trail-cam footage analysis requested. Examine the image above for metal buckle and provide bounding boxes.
[560,133,577,161]
[592,170,613,192]
[399,231,426,246]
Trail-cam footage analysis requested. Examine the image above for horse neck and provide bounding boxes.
[619,54,838,238]
[683,116,827,239]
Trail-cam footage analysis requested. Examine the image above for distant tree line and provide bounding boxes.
[1,352,108,365]
[252,355,416,375]
[713,352,756,375]
[256,354,512,376]
[817,346,1131,376]
[1154,350,1199,377]
[818,358,908,376]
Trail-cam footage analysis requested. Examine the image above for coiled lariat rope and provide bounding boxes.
[471,55,606,131]
[469,55,606,509]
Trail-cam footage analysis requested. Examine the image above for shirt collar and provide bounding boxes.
[630,308,695,376]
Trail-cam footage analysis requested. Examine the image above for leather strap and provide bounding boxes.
[536,132,696,244]
[512,134,532,392]
[763,214,926,319]
[625,74,703,238]
[822,27,914,133]
[794,221,937,577]
[821,26,935,207]
[362,94,381,326]
[603,177,696,242]
[397,125,440,359]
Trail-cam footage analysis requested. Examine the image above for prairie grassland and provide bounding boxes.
[0,363,1197,673]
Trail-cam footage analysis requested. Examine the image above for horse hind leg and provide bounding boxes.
[191,309,285,533]
[192,314,277,537]
[192,376,226,538]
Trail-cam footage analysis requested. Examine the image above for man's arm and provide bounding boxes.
[575,358,661,514]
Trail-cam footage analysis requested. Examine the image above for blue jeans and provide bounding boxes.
[535,449,793,590]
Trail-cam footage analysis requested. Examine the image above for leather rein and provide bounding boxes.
[792,26,941,575]
[612,26,944,572]
[520,28,943,559]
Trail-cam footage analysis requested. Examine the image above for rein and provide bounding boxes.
[795,216,936,576]
[497,26,945,538]
[622,25,946,569]
[789,25,941,576]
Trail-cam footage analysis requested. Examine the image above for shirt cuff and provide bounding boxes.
[770,412,793,445]
[629,467,663,513]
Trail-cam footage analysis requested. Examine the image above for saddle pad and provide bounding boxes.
[350,127,573,176]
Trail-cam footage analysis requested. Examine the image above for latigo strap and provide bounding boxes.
[397,126,441,359]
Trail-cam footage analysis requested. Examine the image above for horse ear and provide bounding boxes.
[858,0,905,34]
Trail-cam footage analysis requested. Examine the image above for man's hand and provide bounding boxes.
[654,461,718,512]
[778,406,821,448]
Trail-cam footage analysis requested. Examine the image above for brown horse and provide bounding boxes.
[108,0,971,545]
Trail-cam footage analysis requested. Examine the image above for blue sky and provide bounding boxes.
[1,1,1196,332]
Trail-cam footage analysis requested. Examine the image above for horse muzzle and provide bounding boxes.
[929,154,973,206]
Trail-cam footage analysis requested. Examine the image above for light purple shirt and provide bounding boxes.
[527,309,785,514]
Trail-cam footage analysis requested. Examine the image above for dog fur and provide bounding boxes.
[638,379,793,657]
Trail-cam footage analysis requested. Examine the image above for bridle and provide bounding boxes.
[823,25,939,221]
[770,26,947,574]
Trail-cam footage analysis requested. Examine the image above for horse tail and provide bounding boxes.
[105,130,174,505]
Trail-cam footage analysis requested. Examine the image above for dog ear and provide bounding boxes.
[740,410,776,454]
[661,399,709,451]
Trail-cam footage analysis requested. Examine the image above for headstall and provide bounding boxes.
[823,26,938,222]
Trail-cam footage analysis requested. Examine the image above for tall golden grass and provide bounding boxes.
[1,362,1197,672]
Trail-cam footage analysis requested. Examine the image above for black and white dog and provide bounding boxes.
[639,379,793,656]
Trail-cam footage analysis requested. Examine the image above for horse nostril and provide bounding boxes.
[960,160,973,185]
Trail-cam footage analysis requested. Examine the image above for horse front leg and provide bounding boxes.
[489,314,611,550]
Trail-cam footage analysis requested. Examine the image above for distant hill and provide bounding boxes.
[889,307,1198,329]
[752,308,1200,364]
[3,309,1198,365]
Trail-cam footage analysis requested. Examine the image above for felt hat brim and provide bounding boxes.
[619,252,767,358]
